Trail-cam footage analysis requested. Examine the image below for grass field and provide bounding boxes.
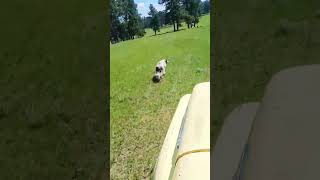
[110,15,210,179]
[0,1,107,179]
[213,0,320,144]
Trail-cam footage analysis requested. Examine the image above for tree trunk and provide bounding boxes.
[173,23,176,32]
[154,30,156,35]
[187,24,190,28]
[176,22,179,31]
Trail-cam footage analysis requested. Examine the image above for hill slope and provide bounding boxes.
[111,15,210,179]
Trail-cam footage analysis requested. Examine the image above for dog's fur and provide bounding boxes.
[152,59,168,82]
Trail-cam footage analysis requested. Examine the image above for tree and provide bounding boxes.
[142,16,150,28]
[123,0,141,39]
[181,8,192,28]
[148,4,160,35]
[200,0,210,14]
[190,0,200,27]
[110,0,122,43]
[182,0,200,28]
[158,11,166,27]
[182,0,191,28]
[160,0,183,31]
[110,0,146,43]
[137,16,146,37]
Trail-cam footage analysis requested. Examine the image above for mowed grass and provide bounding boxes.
[110,15,210,179]
[0,1,107,179]
[213,0,320,144]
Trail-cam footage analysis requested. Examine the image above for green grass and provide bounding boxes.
[213,0,320,144]
[110,15,210,179]
[0,1,107,179]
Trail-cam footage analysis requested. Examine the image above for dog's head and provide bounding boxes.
[152,73,161,83]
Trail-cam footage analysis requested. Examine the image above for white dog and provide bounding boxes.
[152,59,169,82]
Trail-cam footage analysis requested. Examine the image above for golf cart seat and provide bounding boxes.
[213,65,320,180]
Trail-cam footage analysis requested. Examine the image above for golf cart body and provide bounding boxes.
[213,65,320,180]
[153,82,210,180]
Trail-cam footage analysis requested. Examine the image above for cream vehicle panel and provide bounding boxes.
[153,82,210,180]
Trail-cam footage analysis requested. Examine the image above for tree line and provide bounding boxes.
[110,0,210,43]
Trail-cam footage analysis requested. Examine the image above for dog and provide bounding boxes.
[152,59,169,83]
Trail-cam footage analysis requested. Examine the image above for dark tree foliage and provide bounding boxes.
[149,4,161,35]
[159,0,207,31]
[136,16,146,37]
[110,0,145,43]
[191,0,201,27]
[158,11,167,27]
[142,11,167,29]
[124,0,140,39]
[110,0,121,43]
[142,17,151,28]
[200,0,210,14]
[183,13,194,28]
[182,0,200,28]
[160,0,183,31]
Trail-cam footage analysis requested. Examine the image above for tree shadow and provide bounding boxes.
[149,28,187,37]
[149,26,203,37]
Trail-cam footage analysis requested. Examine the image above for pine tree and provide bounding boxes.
[148,4,160,35]
[182,0,200,28]
[160,0,183,31]
[110,0,122,43]
[123,0,140,39]
[200,0,210,14]
[110,0,146,43]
